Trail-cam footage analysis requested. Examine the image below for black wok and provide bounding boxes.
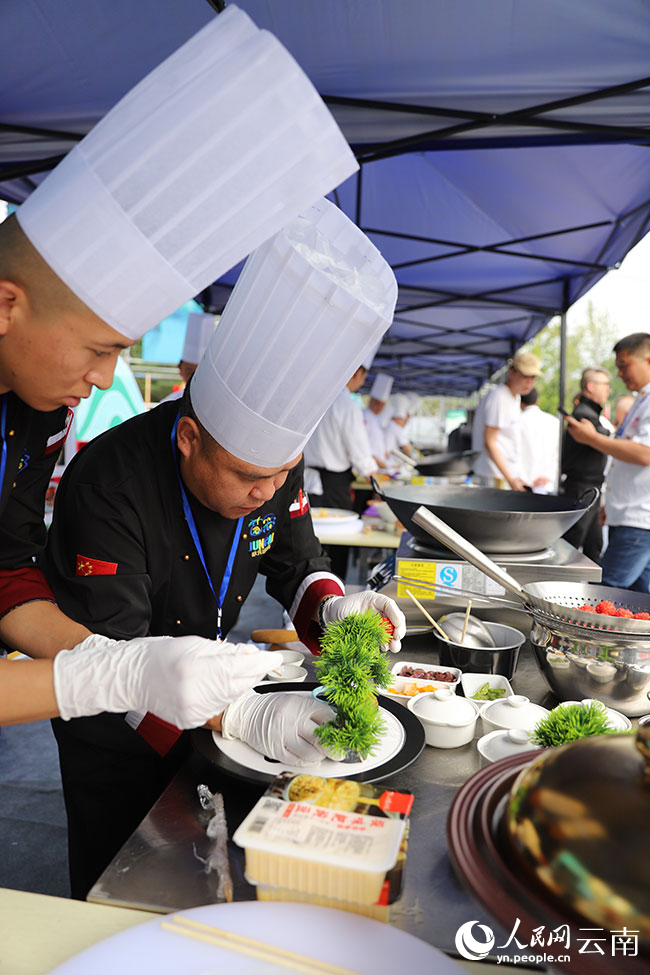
[373,480,598,555]
[415,450,478,476]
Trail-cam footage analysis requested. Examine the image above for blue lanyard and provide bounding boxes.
[171,414,243,639]
[0,395,7,498]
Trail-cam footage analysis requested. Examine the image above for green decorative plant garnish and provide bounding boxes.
[530,701,624,748]
[314,610,392,761]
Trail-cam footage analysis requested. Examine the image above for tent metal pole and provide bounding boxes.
[557,281,570,491]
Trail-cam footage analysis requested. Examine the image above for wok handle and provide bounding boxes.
[411,506,527,604]
[579,486,600,510]
[370,475,383,496]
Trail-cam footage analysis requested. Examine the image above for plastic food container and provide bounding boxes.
[233,773,413,906]
[407,689,480,748]
[476,728,541,767]
[460,673,514,702]
[479,695,549,735]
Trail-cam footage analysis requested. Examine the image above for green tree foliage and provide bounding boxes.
[523,302,628,416]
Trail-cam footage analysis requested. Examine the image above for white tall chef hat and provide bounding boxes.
[191,198,397,467]
[370,372,394,403]
[391,393,410,418]
[406,392,421,414]
[182,313,215,365]
[15,6,357,341]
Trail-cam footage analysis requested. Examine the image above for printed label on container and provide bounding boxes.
[234,797,405,872]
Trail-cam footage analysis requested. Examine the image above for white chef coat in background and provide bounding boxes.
[363,407,388,464]
[304,388,376,480]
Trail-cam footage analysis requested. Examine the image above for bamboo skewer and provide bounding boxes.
[161,915,361,975]
[404,588,449,641]
[461,600,472,645]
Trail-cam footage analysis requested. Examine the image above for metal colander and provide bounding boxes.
[410,507,650,644]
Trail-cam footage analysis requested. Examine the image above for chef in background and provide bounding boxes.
[364,372,394,468]
[304,356,379,576]
[42,200,406,898]
[159,312,215,404]
[383,393,413,463]
[0,7,358,727]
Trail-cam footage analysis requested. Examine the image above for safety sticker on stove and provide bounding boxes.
[436,562,505,596]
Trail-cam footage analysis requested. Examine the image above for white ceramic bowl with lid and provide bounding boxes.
[407,688,480,748]
[476,728,541,768]
[479,695,550,735]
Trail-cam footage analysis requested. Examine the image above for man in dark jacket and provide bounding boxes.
[561,367,611,561]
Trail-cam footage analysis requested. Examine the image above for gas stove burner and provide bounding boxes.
[406,535,555,563]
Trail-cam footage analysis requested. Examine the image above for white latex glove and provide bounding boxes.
[53,634,276,728]
[221,691,332,766]
[320,591,406,652]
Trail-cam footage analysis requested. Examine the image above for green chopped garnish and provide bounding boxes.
[471,682,506,701]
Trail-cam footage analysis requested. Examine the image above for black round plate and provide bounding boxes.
[191,681,426,787]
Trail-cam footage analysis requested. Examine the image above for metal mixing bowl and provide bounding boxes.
[530,618,650,717]
[434,620,525,679]
[437,613,495,648]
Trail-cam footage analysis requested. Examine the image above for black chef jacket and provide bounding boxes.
[41,400,339,897]
[0,392,71,622]
[561,395,609,487]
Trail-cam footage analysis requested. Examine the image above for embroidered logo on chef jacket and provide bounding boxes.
[248,513,276,557]
[289,489,310,518]
[45,409,74,455]
[16,449,30,474]
[75,554,118,576]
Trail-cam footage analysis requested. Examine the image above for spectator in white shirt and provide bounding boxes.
[472,351,542,491]
[518,388,560,493]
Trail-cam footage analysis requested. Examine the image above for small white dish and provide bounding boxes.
[390,660,461,686]
[460,673,513,702]
[477,728,541,768]
[479,695,550,735]
[266,664,308,682]
[408,689,480,748]
[275,649,305,666]
[552,698,632,732]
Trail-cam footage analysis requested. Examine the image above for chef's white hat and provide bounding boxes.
[182,313,215,365]
[362,338,383,372]
[15,6,357,341]
[370,372,394,402]
[406,392,421,414]
[191,198,397,467]
[391,393,410,418]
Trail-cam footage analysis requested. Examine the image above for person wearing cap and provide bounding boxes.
[383,393,413,464]
[0,8,358,728]
[303,362,379,576]
[471,351,542,491]
[364,373,394,468]
[40,198,406,897]
[158,312,215,405]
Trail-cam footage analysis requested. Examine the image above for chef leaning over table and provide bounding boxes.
[0,5,361,727]
[41,197,404,899]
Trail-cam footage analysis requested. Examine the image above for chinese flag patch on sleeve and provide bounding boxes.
[75,555,118,577]
[289,489,310,519]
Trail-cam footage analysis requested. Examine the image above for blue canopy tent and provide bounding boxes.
[2,0,650,396]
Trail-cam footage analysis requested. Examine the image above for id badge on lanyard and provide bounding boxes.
[171,413,242,639]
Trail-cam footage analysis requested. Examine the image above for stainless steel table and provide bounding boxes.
[88,635,559,962]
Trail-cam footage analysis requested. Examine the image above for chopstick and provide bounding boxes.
[161,915,361,975]
[404,588,449,641]
[461,600,472,645]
